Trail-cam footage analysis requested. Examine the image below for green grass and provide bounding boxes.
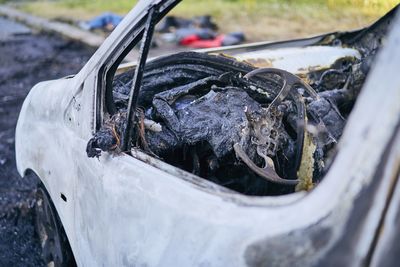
[17,0,400,41]
[21,0,398,16]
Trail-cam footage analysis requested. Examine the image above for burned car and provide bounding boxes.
[15,0,400,266]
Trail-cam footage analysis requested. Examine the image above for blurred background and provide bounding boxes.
[10,0,400,41]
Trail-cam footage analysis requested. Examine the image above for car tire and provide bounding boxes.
[34,182,77,267]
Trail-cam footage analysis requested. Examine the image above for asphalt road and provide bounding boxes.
[0,17,94,266]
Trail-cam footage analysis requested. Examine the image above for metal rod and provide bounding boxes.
[122,7,157,152]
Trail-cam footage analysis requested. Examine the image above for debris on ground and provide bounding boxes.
[157,15,246,48]
[78,12,123,31]
[77,13,244,48]
[157,15,218,33]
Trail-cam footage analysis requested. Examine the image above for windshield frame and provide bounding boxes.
[95,0,181,131]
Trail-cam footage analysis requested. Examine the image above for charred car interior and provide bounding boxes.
[86,4,396,197]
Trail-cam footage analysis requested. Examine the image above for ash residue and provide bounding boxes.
[0,32,94,266]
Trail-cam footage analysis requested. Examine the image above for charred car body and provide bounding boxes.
[86,14,387,196]
[15,0,400,266]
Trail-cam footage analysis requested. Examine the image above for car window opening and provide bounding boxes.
[122,7,158,152]
[86,5,395,196]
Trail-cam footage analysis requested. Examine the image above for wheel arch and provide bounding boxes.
[24,169,78,267]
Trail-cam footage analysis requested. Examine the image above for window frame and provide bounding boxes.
[95,0,182,132]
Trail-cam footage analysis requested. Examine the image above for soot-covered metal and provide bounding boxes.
[86,13,391,196]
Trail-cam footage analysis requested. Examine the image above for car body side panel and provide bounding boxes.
[14,2,400,267]
[319,122,400,267]
[370,162,400,267]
